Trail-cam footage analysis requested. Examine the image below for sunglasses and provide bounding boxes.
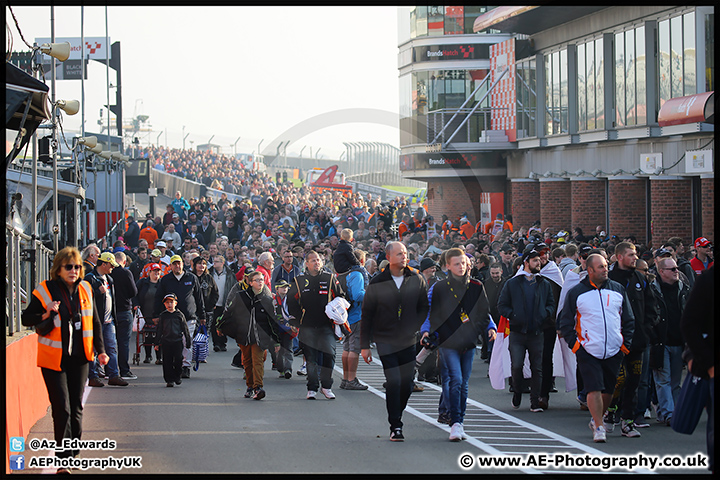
[661,267,678,272]
[63,264,82,271]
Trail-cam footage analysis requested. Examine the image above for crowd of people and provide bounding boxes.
[21,154,714,471]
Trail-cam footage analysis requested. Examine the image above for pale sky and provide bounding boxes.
[7,6,401,160]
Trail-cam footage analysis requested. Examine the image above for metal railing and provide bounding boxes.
[6,223,55,336]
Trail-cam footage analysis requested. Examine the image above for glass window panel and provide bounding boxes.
[636,26,646,125]
[578,44,587,131]
[445,6,464,35]
[553,51,561,134]
[706,13,714,92]
[683,12,696,95]
[410,7,417,39]
[626,30,636,126]
[428,6,444,36]
[658,19,671,107]
[670,15,683,98]
[587,42,596,129]
[560,49,568,133]
[615,32,625,127]
[417,6,428,37]
[545,55,553,135]
[596,38,604,129]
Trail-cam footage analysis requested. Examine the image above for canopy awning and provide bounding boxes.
[6,61,51,165]
[473,6,608,34]
[658,91,714,126]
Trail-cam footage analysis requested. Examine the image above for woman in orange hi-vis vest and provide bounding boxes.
[22,247,107,471]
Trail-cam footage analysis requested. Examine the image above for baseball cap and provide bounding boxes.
[694,237,712,248]
[172,213,179,218]
[522,248,541,264]
[170,254,183,264]
[420,257,438,272]
[148,263,162,271]
[578,244,594,258]
[155,240,166,248]
[275,280,290,289]
[151,249,162,257]
[500,244,515,253]
[98,252,119,267]
[654,248,672,258]
[163,293,177,302]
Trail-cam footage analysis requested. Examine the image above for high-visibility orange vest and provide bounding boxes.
[32,280,95,371]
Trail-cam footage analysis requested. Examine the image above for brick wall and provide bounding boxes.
[539,179,571,233]
[510,179,540,230]
[571,179,607,240]
[701,177,714,243]
[650,177,692,248]
[427,178,486,225]
[608,178,647,244]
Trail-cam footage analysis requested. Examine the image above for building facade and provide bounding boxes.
[398,6,714,246]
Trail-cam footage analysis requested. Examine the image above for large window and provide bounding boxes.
[444,6,464,35]
[545,49,568,135]
[614,25,646,127]
[516,58,537,138]
[408,6,500,38]
[428,6,444,36]
[658,11,695,109]
[577,37,605,131]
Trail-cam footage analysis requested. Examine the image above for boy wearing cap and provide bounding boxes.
[155,293,192,387]
[272,279,296,379]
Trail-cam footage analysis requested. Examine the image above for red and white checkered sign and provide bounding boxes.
[490,38,517,142]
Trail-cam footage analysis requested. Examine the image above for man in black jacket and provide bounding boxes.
[421,248,495,442]
[153,255,206,379]
[85,253,127,387]
[361,241,429,442]
[606,242,659,437]
[286,250,344,400]
[111,251,138,380]
[497,248,555,412]
[124,216,140,249]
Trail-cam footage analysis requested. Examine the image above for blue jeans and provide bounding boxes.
[89,322,119,379]
[439,347,475,425]
[652,345,683,421]
[115,310,133,376]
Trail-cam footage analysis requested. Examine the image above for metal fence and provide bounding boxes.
[6,223,55,336]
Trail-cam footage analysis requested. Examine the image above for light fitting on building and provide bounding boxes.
[38,42,71,62]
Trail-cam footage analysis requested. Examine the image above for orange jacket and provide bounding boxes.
[32,280,95,371]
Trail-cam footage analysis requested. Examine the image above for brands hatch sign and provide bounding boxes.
[414,44,488,62]
[400,153,504,171]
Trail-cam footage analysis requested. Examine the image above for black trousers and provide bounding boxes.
[610,349,644,420]
[161,340,184,383]
[212,306,227,348]
[376,343,416,430]
[41,356,89,458]
[541,327,556,397]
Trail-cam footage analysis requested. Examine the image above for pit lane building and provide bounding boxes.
[397,6,714,245]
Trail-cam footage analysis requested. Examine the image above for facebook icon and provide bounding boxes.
[9,454,25,470]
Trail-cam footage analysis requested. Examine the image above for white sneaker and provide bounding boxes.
[297,365,307,376]
[449,422,463,442]
[644,408,652,419]
[321,388,336,400]
[593,425,607,443]
[306,390,317,400]
[459,423,468,440]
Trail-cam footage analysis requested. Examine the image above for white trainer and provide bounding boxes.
[306,390,317,400]
[449,422,463,442]
[321,388,336,400]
